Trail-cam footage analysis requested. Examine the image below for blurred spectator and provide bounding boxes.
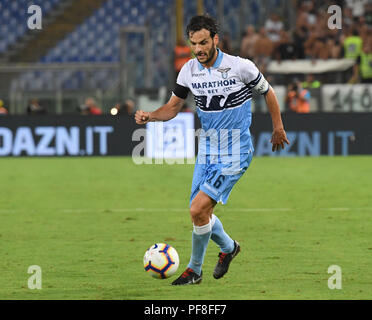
[302,74,322,89]
[296,1,312,34]
[358,23,369,44]
[292,27,307,59]
[110,99,135,116]
[319,38,342,59]
[343,28,363,59]
[274,30,298,62]
[307,8,318,28]
[339,24,351,46]
[264,13,284,43]
[219,32,233,54]
[303,1,318,28]
[174,39,191,79]
[0,99,8,115]
[240,25,259,59]
[319,9,337,39]
[343,7,354,28]
[26,99,46,115]
[253,28,274,73]
[237,0,371,74]
[285,81,311,113]
[346,0,368,20]
[350,36,372,83]
[80,97,103,115]
[304,27,327,59]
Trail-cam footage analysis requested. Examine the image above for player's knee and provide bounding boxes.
[189,191,215,225]
[189,204,210,226]
[189,205,201,220]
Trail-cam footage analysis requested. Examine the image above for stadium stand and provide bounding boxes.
[10,0,175,91]
[0,0,61,54]
[1,0,370,114]
[5,0,281,92]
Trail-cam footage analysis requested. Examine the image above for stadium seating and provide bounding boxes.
[35,0,172,89]
[11,0,275,91]
[0,0,61,53]
[41,0,168,63]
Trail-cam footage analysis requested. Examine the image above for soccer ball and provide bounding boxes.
[143,243,179,279]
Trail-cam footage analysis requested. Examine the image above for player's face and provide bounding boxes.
[189,29,219,66]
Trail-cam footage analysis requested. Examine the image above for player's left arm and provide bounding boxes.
[263,87,290,151]
[238,57,290,151]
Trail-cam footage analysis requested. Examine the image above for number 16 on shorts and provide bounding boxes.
[206,170,226,189]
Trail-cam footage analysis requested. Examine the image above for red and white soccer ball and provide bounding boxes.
[143,243,179,279]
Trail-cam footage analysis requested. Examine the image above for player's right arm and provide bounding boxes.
[135,61,191,124]
[134,94,185,124]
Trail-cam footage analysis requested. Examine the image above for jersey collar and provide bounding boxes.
[197,48,224,71]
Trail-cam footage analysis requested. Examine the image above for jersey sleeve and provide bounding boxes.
[172,63,190,99]
[238,57,270,95]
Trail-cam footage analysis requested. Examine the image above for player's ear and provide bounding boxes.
[213,34,219,47]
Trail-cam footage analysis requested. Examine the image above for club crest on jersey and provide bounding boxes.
[217,67,231,79]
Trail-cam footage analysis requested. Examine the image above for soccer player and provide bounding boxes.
[135,15,290,285]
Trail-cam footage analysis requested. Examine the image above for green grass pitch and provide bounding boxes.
[0,156,371,300]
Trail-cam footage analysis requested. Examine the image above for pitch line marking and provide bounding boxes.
[321,207,350,211]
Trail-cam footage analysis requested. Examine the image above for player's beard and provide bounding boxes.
[196,45,217,65]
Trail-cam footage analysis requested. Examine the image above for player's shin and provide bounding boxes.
[210,214,235,253]
[187,220,212,276]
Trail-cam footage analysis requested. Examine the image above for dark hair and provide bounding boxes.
[186,14,219,39]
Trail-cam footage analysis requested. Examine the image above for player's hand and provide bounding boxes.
[135,110,151,124]
[270,127,290,152]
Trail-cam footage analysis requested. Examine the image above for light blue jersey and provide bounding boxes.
[173,49,269,204]
[175,49,269,157]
